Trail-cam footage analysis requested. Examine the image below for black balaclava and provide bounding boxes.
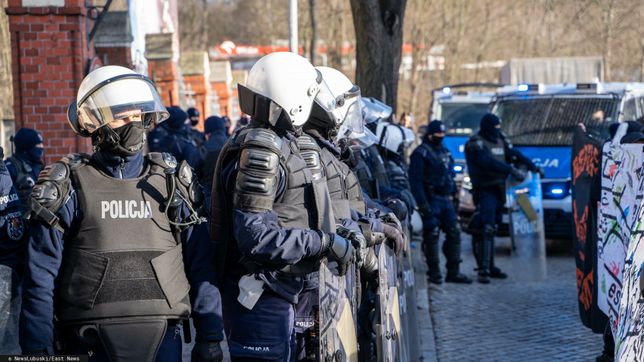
[479,113,502,142]
[187,107,200,127]
[425,120,446,146]
[93,121,146,157]
[13,128,44,165]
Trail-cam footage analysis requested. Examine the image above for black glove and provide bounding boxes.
[322,233,355,276]
[337,226,368,269]
[510,167,527,182]
[192,341,223,362]
[535,166,545,178]
[385,198,408,221]
[381,223,404,255]
[417,203,431,216]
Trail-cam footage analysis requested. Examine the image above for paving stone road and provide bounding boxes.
[416,235,603,362]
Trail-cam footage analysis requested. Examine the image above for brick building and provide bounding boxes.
[3,0,240,162]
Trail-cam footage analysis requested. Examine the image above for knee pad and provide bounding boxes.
[445,225,461,243]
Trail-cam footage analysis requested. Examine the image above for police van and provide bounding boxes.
[429,84,498,179]
[460,82,644,238]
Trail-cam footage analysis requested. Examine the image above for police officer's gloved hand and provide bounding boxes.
[336,225,368,269]
[535,167,545,178]
[381,223,404,255]
[510,167,527,182]
[321,233,355,276]
[386,198,408,221]
[192,340,224,362]
[418,203,431,216]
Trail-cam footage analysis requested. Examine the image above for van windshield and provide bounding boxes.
[494,96,619,145]
[440,102,490,136]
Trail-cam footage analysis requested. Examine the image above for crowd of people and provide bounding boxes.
[0,52,545,361]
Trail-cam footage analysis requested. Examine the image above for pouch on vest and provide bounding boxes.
[151,244,191,309]
[59,249,109,310]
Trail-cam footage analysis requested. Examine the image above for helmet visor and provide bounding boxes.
[314,79,344,125]
[335,100,364,142]
[77,77,168,133]
[362,98,393,124]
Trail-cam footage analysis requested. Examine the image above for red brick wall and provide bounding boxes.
[6,0,93,164]
[211,81,231,118]
[148,59,179,107]
[95,46,132,68]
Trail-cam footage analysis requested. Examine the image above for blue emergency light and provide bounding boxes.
[453,165,463,172]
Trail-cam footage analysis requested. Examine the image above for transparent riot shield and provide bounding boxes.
[0,265,20,354]
[505,171,547,281]
[319,260,359,362]
[376,244,402,362]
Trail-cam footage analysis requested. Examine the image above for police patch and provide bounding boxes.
[7,215,24,241]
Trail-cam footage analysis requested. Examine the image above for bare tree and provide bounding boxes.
[350,0,407,111]
[309,0,318,63]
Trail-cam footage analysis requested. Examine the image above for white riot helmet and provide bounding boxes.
[238,52,321,129]
[361,97,393,125]
[67,65,168,137]
[376,122,415,154]
[310,66,361,127]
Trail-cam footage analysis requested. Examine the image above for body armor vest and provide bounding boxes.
[420,143,455,195]
[57,155,190,324]
[479,136,508,187]
[316,143,365,219]
[7,156,36,211]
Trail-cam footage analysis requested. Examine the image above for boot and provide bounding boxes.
[444,225,472,284]
[423,228,442,284]
[477,225,495,284]
[489,238,508,279]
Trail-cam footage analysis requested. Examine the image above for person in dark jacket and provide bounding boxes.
[148,106,201,168]
[5,128,44,213]
[0,146,26,354]
[187,107,206,147]
[464,113,540,283]
[195,116,228,197]
[410,120,472,284]
[20,66,223,361]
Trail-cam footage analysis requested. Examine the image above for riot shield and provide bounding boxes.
[505,171,547,281]
[319,260,359,362]
[0,265,20,354]
[401,228,420,362]
[375,244,402,362]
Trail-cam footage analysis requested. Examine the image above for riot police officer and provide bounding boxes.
[148,106,201,167]
[187,107,206,147]
[210,52,354,361]
[0,145,25,354]
[464,113,539,284]
[20,66,224,361]
[410,120,472,284]
[5,128,44,213]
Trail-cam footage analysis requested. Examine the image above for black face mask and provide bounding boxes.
[481,128,501,142]
[24,147,44,165]
[190,117,199,127]
[96,121,146,156]
[431,135,444,145]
